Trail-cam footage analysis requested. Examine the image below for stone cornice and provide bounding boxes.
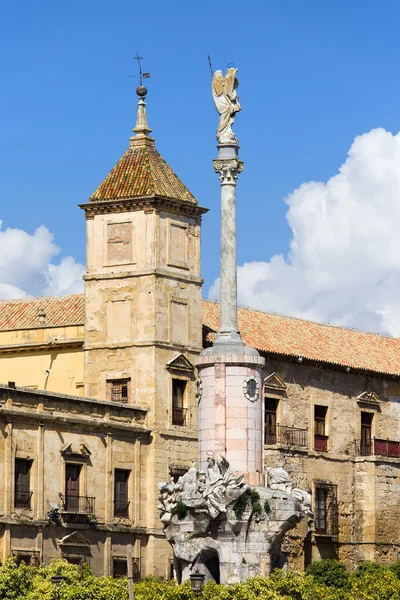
[84,267,203,285]
[0,384,148,414]
[83,340,203,354]
[0,406,150,435]
[0,339,83,355]
[79,195,208,219]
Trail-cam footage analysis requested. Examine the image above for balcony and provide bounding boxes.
[314,434,329,452]
[357,438,400,458]
[59,494,95,515]
[172,407,187,426]
[14,490,33,510]
[265,425,308,448]
[114,500,130,518]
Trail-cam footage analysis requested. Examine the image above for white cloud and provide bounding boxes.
[0,221,84,299]
[209,128,400,336]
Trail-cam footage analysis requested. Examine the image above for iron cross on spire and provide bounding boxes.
[132,53,150,86]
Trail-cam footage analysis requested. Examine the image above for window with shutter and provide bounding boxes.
[314,406,329,451]
[172,379,187,426]
[114,469,130,517]
[14,459,32,509]
[65,464,81,511]
[265,398,279,444]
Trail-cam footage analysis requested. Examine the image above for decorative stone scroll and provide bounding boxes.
[213,158,244,185]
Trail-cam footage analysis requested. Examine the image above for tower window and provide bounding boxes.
[172,379,187,426]
[107,379,131,403]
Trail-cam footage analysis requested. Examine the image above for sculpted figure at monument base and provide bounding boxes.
[158,455,311,584]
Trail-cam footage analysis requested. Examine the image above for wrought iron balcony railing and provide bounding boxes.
[265,425,308,447]
[114,500,130,518]
[14,490,33,510]
[172,407,187,426]
[356,438,399,458]
[59,494,95,515]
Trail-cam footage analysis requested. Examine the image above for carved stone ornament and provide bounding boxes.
[158,456,311,584]
[243,376,259,402]
[213,158,244,185]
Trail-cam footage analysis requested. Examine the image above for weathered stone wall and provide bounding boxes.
[0,386,149,576]
[262,356,400,570]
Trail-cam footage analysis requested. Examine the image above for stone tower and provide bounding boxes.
[80,85,207,572]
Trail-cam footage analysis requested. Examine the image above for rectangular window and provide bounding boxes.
[169,467,187,484]
[114,469,130,518]
[14,459,32,509]
[315,487,327,533]
[107,379,131,403]
[13,552,39,567]
[113,558,140,580]
[172,379,187,426]
[265,398,279,444]
[360,412,373,455]
[314,483,338,538]
[65,464,81,512]
[314,406,328,451]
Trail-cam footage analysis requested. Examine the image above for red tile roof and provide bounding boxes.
[1,294,399,376]
[0,295,84,330]
[89,145,197,204]
[202,300,400,376]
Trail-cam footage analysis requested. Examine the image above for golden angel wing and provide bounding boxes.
[212,70,225,97]
[223,68,238,97]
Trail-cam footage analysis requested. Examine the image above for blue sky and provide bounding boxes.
[1,1,399,333]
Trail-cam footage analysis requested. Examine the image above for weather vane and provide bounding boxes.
[128,53,150,86]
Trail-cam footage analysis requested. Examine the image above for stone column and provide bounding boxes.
[213,144,244,351]
[196,143,265,484]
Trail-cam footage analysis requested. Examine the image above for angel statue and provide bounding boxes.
[212,68,241,144]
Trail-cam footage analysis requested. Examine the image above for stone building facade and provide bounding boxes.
[0,89,398,577]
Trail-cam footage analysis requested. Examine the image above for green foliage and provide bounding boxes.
[249,489,262,515]
[171,500,189,520]
[0,557,399,599]
[264,500,271,514]
[306,559,349,589]
[390,561,400,580]
[232,495,247,519]
[354,561,386,577]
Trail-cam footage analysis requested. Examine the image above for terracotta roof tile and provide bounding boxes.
[1,294,400,376]
[89,146,197,204]
[0,295,84,330]
[202,300,400,376]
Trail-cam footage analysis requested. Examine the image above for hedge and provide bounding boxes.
[0,557,398,600]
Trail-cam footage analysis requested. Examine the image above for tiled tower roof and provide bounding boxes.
[89,86,197,205]
[89,145,197,204]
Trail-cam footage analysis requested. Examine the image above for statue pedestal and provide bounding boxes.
[196,353,265,485]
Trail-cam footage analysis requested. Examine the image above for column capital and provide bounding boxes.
[213,158,244,186]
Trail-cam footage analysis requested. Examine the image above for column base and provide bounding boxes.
[201,329,260,357]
